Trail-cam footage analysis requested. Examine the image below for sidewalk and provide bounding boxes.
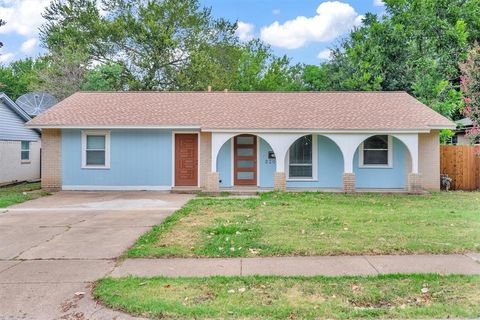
[111,253,480,278]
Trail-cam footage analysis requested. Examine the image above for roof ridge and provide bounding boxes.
[75,90,410,94]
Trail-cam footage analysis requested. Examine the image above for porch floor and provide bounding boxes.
[173,186,417,195]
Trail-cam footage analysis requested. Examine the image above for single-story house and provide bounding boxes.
[26,91,455,193]
[449,117,479,145]
[0,93,41,185]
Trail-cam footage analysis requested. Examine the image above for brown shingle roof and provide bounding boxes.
[27,91,455,130]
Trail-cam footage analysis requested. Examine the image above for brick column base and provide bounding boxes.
[342,173,356,193]
[205,172,220,192]
[407,173,423,194]
[274,172,286,191]
[41,129,62,191]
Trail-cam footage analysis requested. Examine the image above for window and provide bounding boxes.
[21,141,30,161]
[360,135,392,167]
[287,135,316,179]
[81,131,110,169]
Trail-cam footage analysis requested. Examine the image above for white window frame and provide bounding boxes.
[81,130,111,169]
[286,134,318,181]
[21,141,30,162]
[359,135,393,168]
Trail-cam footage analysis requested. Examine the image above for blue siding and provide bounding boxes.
[287,135,343,189]
[354,137,407,189]
[62,129,172,187]
[0,101,39,141]
[259,138,275,187]
[217,139,232,187]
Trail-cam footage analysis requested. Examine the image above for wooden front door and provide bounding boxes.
[175,134,198,186]
[234,135,257,186]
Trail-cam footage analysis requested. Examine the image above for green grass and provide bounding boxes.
[0,182,49,208]
[94,274,480,319]
[126,192,480,258]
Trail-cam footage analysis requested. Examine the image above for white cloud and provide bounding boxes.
[0,0,50,36]
[0,52,15,63]
[272,9,280,15]
[20,37,38,53]
[260,1,361,49]
[373,0,384,6]
[317,49,332,60]
[236,21,255,41]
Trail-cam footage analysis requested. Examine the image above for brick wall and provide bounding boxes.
[342,173,356,193]
[273,172,286,191]
[199,132,212,189]
[41,129,62,191]
[418,130,440,191]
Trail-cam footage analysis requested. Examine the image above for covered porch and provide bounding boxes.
[205,131,424,193]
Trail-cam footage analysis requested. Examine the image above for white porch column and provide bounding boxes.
[325,132,422,193]
[324,133,372,193]
[323,133,372,174]
[208,132,236,192]
[256,133,305,173]
[211,132,236,172]
[391,133,419,174]
[257,133,306,191]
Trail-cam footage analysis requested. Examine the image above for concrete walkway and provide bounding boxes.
[0,191,193,320]
[112,254,480,278]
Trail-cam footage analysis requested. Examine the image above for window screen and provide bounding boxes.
[288,135,313,178]
[363,135,389,165]
[85,135,106,166]
[21,141,30,161]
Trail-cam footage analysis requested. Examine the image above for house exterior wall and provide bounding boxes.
[54,129,439,192]
[0,101,39,141]
[419,130,440,191]
[41,129,62,190]
[0,99,41,185]
[217,139,232,187]
[259,138,276,188]
[0,140,41,184]
[353,137,408,189]
[199,132,212,189]
[61,129,172,189]
[214,135,409,189]
[286,135,343,189]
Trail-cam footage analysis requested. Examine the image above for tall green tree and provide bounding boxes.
[82,62,124,91]
[460,44,480,143]
[34,48,90,100]
[0,58,46,100]
[233,40,303,91]
[303,0,480,118]
[38,0,303,96]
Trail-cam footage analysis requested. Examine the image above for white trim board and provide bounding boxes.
[358,135,393,169]
[28,125,202,129]
[62,185,172,191]
[203,128,439,133]
[26,125,456,132]
[81,130,111,169]
[285,134,318,181]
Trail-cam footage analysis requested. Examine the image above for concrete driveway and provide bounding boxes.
[0,191,193,320]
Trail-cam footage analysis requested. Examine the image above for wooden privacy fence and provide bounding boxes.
[440,145,480,190]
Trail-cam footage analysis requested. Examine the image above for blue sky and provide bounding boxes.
[0,0,385,65]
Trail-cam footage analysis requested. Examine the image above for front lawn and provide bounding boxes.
[94,274,480,319]
[0,182,48,208]
[126,192,480,258]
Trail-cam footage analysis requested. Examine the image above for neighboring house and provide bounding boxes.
[0,93,41,185]
[449,117,479,145]
[27,91,455,193]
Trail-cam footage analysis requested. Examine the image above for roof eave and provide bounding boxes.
[24,124,450,134]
